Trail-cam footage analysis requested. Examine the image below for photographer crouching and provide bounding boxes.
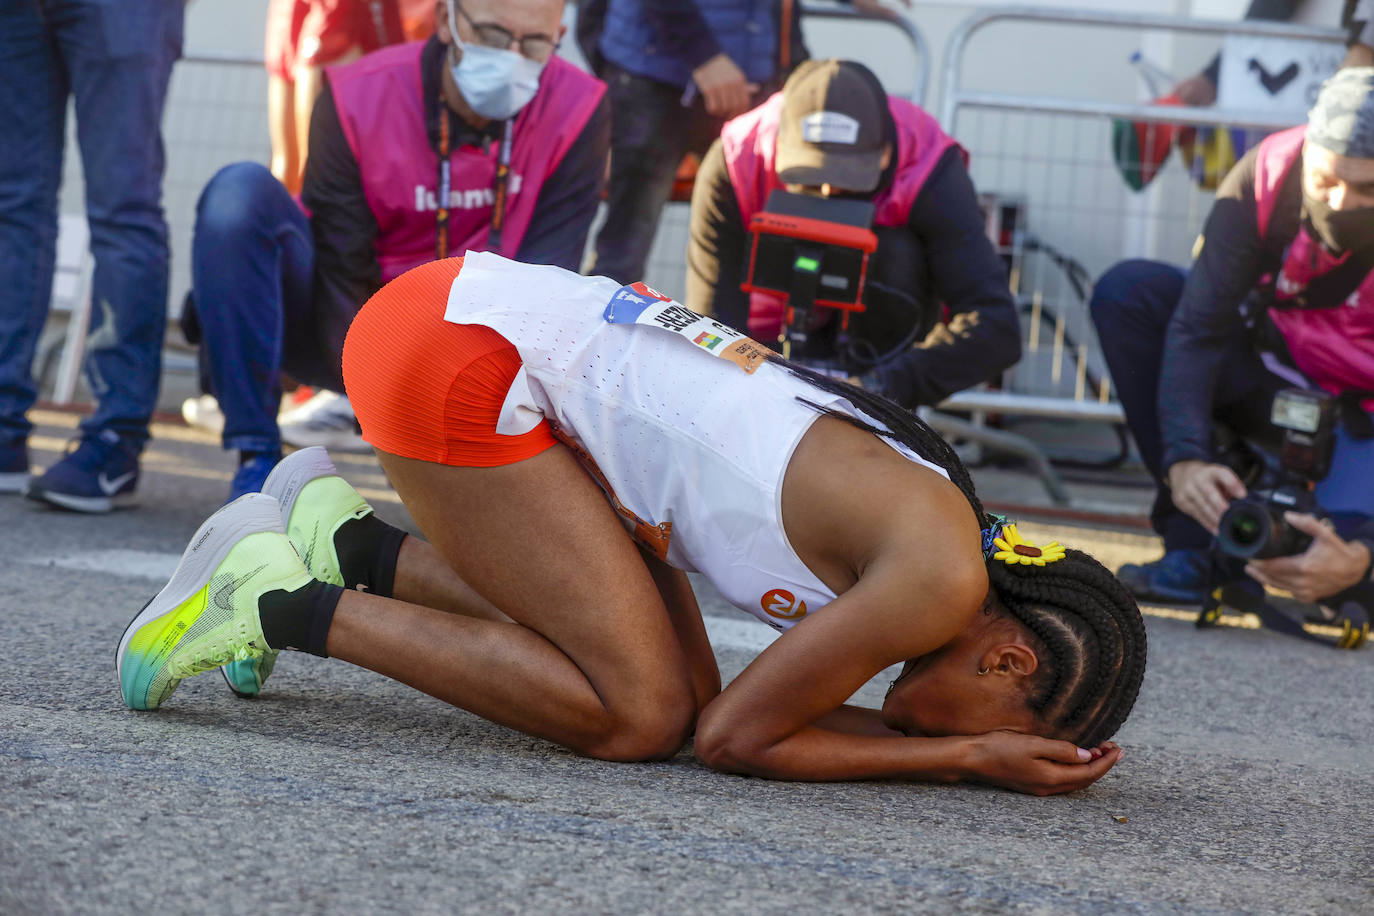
[1090,69,1374,625]
[685,59,1021,406]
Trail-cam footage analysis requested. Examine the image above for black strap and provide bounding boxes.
[1255,238,1374,312]
[1338,390,1374,440]
[437,104,451,260]
[436,107,512,260]
[487,121,513,254]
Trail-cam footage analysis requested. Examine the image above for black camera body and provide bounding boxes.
[1215,388,1337,560]
[1215,482,1325,560]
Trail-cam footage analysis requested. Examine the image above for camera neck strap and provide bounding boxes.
[436,106,512,261]
[1337,390,1374,440]
[779,0,793,73]
[1258,236,1374,312]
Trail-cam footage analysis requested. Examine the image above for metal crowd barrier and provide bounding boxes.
[804,2,929,107]
[162,51,273,317]
[932,6,1346,502]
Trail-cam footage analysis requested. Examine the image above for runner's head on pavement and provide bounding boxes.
[773,358,1147,748]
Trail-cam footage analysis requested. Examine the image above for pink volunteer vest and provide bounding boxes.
[329,43,605,282]
[720,93,964,340]
[1254,125,1374,407]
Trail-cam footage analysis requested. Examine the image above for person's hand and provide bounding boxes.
[692,53,758,119]
[1167,460,1247,534]
[1173,73,1217,106]
[963,731,1123,796]
[1246,513,1373,603]
[1343,43,1374,69]
[850,0,912,20]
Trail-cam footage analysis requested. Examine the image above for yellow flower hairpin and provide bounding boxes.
[992,524,1066,567]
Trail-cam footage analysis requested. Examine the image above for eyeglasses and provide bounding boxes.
[451,0,558,63]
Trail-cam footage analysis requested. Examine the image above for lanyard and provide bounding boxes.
[489,119,513,253]
[436,106,513,261]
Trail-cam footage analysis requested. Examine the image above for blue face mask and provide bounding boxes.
[445,0,546,121]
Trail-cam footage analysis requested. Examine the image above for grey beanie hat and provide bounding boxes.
[1307,67,1374,158]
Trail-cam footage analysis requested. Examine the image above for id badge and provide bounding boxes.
[603,282,773,374]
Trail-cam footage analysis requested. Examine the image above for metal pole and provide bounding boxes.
[800,3,930,105]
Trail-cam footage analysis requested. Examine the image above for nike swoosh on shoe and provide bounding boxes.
[212,563,269,613]
[98,471,136,495]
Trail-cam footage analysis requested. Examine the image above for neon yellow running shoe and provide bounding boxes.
[117,493,312,711]
[220,447,373,697]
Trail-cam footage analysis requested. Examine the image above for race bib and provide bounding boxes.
[603,282,773,374]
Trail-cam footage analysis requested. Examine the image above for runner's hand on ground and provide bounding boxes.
[963,731,1123,796]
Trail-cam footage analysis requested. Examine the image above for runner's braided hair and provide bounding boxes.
[771,358,1147,746]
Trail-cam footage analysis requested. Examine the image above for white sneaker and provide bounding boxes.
[181,394,224,435]
[182,390,318,437]
[278,390,369,452]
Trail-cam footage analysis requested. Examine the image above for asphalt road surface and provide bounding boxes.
[2,409,1370,914]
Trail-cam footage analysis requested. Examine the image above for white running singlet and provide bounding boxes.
[444,251,949,631]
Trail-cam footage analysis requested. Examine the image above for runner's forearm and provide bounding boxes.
[696,716,971,783]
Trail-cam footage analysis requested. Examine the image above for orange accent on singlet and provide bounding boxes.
[342,256,558,467]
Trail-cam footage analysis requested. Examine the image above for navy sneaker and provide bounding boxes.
[228,451,281,502]
[0,438,27,495]
[26,429,139,513]
[1116,549,1209,604]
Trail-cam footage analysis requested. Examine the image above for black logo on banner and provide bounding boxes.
[1248,58,1300,95]
[652,304,699,332]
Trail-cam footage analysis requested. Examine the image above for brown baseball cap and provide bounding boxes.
[775,59,890,193]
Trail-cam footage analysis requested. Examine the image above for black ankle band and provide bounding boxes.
[259,580,345,658]
[304,582,344,657]
[335,514,407,598]
[370,524,407,598]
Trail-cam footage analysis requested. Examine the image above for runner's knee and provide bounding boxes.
[586,690,696,762]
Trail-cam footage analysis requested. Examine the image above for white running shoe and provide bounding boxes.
[278,390,369,452]
[116,492,312,711]
[261,446,374,588]
[219,446,374,698]
[181,394,225,435]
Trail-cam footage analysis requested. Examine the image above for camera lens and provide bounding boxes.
[1216,501,1274,559]
[1230,515,1261,544]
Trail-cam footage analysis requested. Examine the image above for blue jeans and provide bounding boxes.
[0,0,182,450]
[1090,258,1374,547]
[190,162,326,455]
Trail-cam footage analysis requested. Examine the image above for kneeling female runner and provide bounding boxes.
[118,253,1145,795]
